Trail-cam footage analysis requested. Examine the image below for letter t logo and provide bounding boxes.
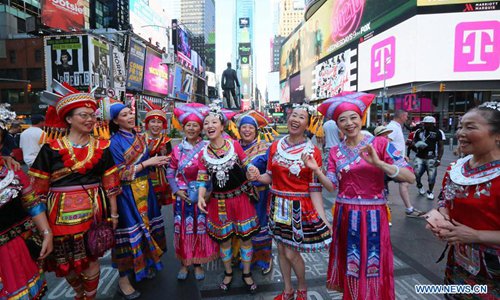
[371,36,396,83]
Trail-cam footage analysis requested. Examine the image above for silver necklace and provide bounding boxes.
[203,140,237,187]
[0,170,19,205]
[276,135,313,176]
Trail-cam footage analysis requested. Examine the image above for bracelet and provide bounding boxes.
[110,214,119,219]
[41,229,52,236]
[140,162,145,169]
[387,165,400,178]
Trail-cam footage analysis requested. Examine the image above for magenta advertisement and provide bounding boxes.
[143,48,169,96]
[394,94,434,113]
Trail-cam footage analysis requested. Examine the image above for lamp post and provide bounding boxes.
[381,56,391,124]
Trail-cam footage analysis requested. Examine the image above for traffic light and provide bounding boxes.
[439,83,446,92]
[411,86,417,93]
[27,83,32,93]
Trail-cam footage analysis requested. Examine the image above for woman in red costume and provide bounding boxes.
[29,82,121,300]
[428,102,499,299]
[250,104,332,300]
[143,101,173,206]
[0,104,52,299]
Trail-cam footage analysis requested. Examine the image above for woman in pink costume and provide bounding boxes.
[303,92,415,300]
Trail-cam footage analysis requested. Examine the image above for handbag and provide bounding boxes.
[181,172,199,204]
[81,185,115,257]
[24,232,43,261]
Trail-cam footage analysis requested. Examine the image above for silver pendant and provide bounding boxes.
[289,163,301,176]
[216,170,226,181]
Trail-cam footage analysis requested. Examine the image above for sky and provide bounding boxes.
[215,0,275,96]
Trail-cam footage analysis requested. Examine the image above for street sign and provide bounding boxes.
[272,112,284,116]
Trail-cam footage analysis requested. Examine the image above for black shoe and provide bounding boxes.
[117,286,141,300]
[220,271,233,292]
[242,272,257,294]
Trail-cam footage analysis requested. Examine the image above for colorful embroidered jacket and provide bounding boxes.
[0,166,44,247]
[28,137,121,236]
[146,133,173,205]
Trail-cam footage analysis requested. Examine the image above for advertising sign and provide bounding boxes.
[238,43,251,56]
[289,74,305,104]
[280,0,412,81]
[357,11,500,91]
[112,47,126,97]
[130,0,169,49]
[89,36,111,98]
[394,94,434,112]
[312,47,357,100]
[126,39,146,92]
[175,25,192,63]
[41,0,85,32]
[417,0,498,6]
[44,35,90,89]
[239,17,250,28]
[172,66,192,101]
[280,81,290,104]
[143,48,169,97]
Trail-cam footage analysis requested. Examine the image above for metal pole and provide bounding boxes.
[382,73,386,124]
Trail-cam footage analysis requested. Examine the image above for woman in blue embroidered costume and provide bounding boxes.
[29,82,121,300]
[197,104,260,293]
[166,103,219,281]
[0,105,52,300]
[427,102,499,300]
[249,105,332,300]
[303,92,415,300]
[235,110,274,275]
[108,103,170,299]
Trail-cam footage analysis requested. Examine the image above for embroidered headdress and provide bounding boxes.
[0,104,16,131]
[143,100,167,129]
[173,103,210,127]
[40,80,98,142]
[478,101,500,111]
[234,110,279,142]
[318,91,375,122]
[206,100,237,125]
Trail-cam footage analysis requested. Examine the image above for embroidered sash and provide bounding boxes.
[347,210,361,278]
[366,209,381,278]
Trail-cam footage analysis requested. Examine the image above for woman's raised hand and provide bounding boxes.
[301,152,319,172]
[359,145,382,167]
[198,197,208,214]
[146,156,170,167]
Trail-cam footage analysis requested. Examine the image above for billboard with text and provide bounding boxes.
[126,39,146,92]
[41,0,85,32]
[358,11,500,91]
[143,48,169,97]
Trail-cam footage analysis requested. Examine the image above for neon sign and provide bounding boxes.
[332,0,366,41]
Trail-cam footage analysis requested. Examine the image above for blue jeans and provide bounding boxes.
[414,157,437,187]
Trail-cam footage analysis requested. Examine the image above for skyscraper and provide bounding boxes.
[180,0,215,60]
[235,0,255,104]
[278,0,305,37]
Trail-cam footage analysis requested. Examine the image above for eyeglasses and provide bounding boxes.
[75,112,98,120]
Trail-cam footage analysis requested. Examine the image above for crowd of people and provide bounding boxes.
[0,84,498,300]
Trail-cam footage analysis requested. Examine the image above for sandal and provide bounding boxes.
[242,272,257,294]
[220,271,233,291]
[273,290,295,300]
[296,289,307,300]
[262,257,273,275]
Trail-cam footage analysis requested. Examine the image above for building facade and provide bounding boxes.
[180,0,215,60]
[278,0,304,37]
[235,0,255,108]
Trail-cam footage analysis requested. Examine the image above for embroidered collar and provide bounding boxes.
[203,139,237,188]
[450,155,500,186]
[59,136,103,174]
[276,135,314,176]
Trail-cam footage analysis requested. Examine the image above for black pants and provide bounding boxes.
[223,88,239,109]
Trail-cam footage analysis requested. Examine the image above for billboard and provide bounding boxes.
[112,47,126,98]
[44,35,90,89]
[312,47,357,100]
[280,81,290,104]
[357,11,500,91]
[130,0,169,49]
[289,74,305,103]
[41,0,85,32]
[143,48,169,97]
[280,0,413,81]
[89,36,111,98]
[417,0,498,6]
[126,39,146,92]
[174,22,192,64]
[172,66,193,101]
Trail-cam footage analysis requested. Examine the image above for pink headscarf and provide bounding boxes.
[318,91,375,121]
[174,103,209,126]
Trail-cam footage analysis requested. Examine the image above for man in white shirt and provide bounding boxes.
[322,119,343,168]
[20,115,45,168]
[386,110,424,218]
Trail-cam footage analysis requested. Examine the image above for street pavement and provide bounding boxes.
[44,147,458,300]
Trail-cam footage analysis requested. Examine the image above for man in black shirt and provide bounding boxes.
[221,62,240,109]
[411,116,445,200]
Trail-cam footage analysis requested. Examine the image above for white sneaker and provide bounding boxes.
[427,192,435,200]
[418,187,426,195]
[389,222,392,227]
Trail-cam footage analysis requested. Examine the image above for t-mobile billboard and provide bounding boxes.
[358,10,500,91]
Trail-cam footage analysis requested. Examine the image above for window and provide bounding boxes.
[34,49,42,62]
[27,68,42,81]
[9,50,16,63]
